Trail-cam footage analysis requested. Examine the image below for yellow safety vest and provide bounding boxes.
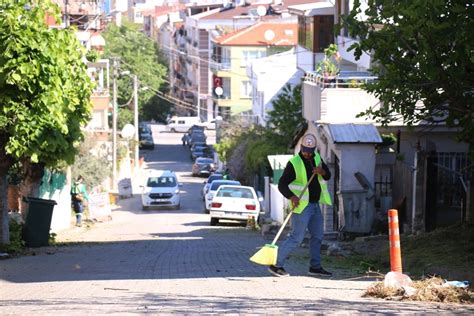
[288,153,332,214]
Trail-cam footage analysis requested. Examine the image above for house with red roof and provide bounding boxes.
[210,21,297,117]
[171,0,312,120]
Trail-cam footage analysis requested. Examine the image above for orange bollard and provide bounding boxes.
[388,209,403,273]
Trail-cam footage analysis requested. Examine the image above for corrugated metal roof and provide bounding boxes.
[327,124,382,144]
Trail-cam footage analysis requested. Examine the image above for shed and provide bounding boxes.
[314,122,382,234]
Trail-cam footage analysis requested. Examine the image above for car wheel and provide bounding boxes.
[171,128,176,133]
[210,217,218,226]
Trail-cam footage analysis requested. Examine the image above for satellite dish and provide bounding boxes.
[121,124,135,139]
[215,87,224,96]
[256,5,267,17]
[264,30,275,42]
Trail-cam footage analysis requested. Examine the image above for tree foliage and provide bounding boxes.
[102,22,170,121]
[0,0,93,166]
[71,135,110,190]
[0,0,93,244]
[215,120,289,185]
[342,0,474,148]
[267,84,304,144]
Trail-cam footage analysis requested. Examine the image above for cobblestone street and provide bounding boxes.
[1,127,472,314]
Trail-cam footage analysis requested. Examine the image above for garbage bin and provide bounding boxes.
[23,197,57,247]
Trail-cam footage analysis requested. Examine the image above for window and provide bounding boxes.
[298,16,314,51]
[241,50,265,67]
[240,81,252,98]
[222,77,231,99]
[147,176,177,188]
[221,48,231,68]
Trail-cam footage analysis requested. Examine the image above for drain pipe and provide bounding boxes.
[411,150,418,234]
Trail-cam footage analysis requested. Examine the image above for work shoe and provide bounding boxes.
[268,265,289,277]
[308,267,332,277]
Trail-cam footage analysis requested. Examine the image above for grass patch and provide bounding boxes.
[400,223,474,279]
[325,223,473,281]
[322,255,386,276]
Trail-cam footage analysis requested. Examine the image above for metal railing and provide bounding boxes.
[304,71,378,88]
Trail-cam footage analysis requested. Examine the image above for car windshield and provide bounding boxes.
[210,181,240,191]
[217,187,254,199]
[196,158,213,164]
[147,176,177,187]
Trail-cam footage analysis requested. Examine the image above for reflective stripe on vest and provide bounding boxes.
[289,154,332,214]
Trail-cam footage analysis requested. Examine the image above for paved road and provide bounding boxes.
[1,125,472,314]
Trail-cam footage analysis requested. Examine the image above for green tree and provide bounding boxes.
[102,22,169,122]
[342,0,474,149]
[0,0,93,244]
[267,84,304,144]
[71,135,110,190]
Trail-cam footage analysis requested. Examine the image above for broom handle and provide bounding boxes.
[271,172,317,245]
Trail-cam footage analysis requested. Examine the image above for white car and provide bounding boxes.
[198,119,217,130]
[204,179,240,213]
[141,170,181,210]
[209,185,261,226]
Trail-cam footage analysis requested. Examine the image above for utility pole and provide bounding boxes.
[112,58,118,191]
[133,75,139,176]
[64,0,69,27]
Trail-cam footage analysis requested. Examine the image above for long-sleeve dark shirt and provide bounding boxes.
[278,152,331,203]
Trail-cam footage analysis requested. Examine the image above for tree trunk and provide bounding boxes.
[0,175,9,245]
[19,160,45,221]
[0,136,14,245]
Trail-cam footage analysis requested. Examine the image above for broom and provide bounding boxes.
[250,172,317,266]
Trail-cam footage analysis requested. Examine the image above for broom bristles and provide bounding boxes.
[249,244,278,266]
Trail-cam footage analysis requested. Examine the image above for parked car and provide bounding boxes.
[139,134,154,150]
[141,170,181,210]
[204,179,241,213]
[201,173,223,200]
[192,157,216,177]
[191,145,213,161]
[190,141,207,152]
[188,124,205,133]
[188,132,207,148]
[190,146,207,160]
[139,124,152,136]
[199,119,217,130]
[209,185,260,226]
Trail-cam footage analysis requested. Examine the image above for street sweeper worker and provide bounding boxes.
[268,133,332,277]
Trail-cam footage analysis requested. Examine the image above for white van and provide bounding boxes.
[165,116,201,132]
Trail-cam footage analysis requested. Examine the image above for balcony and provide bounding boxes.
[210,54,231,71]
[304,71,377,88]
[302,71,380,123]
